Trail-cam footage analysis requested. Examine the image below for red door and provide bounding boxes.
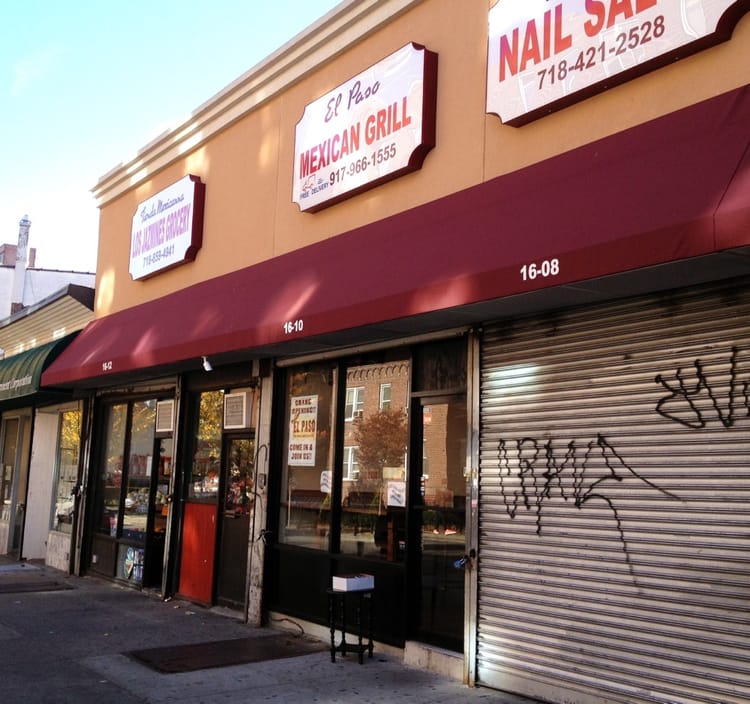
[177,502,217,603]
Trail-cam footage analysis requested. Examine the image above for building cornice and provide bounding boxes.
[91,0,424,207]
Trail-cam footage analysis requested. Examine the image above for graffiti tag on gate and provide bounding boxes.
[655,346,750,429]
[493,344,750,583]
[495,433,679,580]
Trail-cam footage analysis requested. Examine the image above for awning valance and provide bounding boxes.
[0,333,77,402]
[42,84,750,389]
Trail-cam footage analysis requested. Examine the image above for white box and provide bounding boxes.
[332,573,374,591]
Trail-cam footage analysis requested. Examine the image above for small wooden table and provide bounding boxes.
[326,587,374,664]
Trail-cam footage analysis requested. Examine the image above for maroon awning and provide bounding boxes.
[42,84,750,388]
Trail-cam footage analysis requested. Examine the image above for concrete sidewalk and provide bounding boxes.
[0,558,544,704]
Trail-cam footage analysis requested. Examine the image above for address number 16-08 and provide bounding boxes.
[520,258,560,281]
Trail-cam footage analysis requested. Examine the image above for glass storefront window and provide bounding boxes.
[279,363,336,548]
[340,360,409,561]
[94,399,160,542]
[278,356,410,561]
[121,400,156,542]
[188,390,224,501]
[52,409,81,533]
[97,404,127,536]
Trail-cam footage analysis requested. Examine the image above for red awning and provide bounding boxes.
[42,84,750,388]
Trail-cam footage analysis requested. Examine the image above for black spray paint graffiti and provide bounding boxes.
[495,345,749,583]
[496,434,679,581]
[655,346,750,429]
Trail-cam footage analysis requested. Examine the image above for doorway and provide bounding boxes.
[177,386,257,608]
[87,398,175,587]
[411,394,467,652]
[0,416,26,556]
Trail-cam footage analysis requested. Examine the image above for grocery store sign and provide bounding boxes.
[487,0,749,125]
[293,43,438,212]
[130,174,205,280]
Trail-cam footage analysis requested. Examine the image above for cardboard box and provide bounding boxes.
[332,573,374,591]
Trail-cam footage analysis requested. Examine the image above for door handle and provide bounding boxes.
[454,548,477,571]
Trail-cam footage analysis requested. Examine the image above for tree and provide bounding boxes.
[353,408,408,479]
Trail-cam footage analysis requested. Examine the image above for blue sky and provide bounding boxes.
[0,1,341,272]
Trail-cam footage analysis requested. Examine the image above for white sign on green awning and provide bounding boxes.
[0,334,77,402]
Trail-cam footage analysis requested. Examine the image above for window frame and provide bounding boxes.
[379,383,392,410]
[344,386,365,420]
[342,445,360,481]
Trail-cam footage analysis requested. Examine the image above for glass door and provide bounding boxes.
[216,434,254,608]
[142,436,172,588]
[178,390,223,603]
[412,395,468,652]
[89,399,159,584]
[1,417,20,554]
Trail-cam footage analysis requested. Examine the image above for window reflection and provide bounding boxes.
[343,445,359,481]
[189,390,224,501]
[278,357,410,561]
[53,409,81,533]
[340,360,409,561]
[279,364,335,548]
[224,438,254,517]
[420,400,467,538]
[379,383,391,410]
[345,386,364,420]
[121,400,156,542]
[98,404,126,535]
[95,400,158,542]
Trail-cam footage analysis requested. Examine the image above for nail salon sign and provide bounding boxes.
[487,0,749,125]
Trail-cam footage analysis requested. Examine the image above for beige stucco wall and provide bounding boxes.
[93,0,750,318]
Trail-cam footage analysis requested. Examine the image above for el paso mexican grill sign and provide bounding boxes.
[130,174,205,280]
[487,0,750,125]
[293,43,438,212]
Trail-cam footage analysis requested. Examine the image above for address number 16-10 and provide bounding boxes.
[520,258,560,282]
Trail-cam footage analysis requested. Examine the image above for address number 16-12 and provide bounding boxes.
[520,258,560,281]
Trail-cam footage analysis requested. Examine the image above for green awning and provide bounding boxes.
[0,333,78,402]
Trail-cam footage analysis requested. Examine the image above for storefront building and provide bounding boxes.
[83,367,259,598]
[0,284,94,570]
[40,1,750,702]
